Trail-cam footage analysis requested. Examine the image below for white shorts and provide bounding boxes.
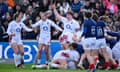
[10,38,23,45]
[83,37,96,50]
[96,38,107,49]
[106,47,112,58]
[112,42,120,60]
[38,34,51,45]
[59,32,74,44]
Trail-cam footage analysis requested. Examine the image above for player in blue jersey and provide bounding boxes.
[106,31,120,69]
[92,15,118,70]
[79,11,96,72]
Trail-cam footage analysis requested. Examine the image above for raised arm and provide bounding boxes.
[52,4,62,21]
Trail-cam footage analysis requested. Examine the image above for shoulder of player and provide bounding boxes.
[72,19,79,24]
[47,19,55,24]
[97,21,105,25]
[8,20,16,26]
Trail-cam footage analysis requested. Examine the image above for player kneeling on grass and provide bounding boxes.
[32,43,79,69]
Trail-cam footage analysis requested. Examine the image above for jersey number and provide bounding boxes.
[91,26,95,35]
[97,27,103,36]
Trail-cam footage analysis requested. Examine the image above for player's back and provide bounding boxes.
[96,21,105,39]
[83,19,96,38]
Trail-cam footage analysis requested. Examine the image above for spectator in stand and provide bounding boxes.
[83,0,92,10]
[104,0,119,15]
[7,0,15,9]
[21,0,29,13]
[0,20,9,42]
[71,0,83,13]
[39,0,50,12]
[13,4,21,14]
[0,0,8,20]
[59,1,70,15]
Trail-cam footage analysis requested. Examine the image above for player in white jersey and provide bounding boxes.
[7,12,33,68]
[52,4,80,49]
[32,43,79,69]
[31,12,63,65]
[112,41,120,69]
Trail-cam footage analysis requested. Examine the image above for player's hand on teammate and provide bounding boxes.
[78,37,82,42]
[53,30,59,35]
[10,32,15,36]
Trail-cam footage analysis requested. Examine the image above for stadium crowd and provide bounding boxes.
[0,0,120,41]
[0,0,120,71]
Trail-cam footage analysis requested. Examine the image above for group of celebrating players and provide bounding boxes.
[6,4,120,72]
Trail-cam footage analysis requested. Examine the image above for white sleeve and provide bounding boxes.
[74,52,80,62]
[51,21,63,31]
[60,17,67,23]
[75,21,80,29]
[22,23,33,32]
[31,20,40,28]
[7,22,13,35]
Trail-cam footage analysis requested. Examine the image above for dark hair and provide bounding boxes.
[85,11,92,19]
[66,12,73,16]
[71,43,78,49]
[14,11,23,20]
[92,14,98,21]
[14,13,19,20]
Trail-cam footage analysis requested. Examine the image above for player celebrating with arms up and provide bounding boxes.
[7,12,33,68]
[79,11,96,72]
[52,4,80,49]
[31,12,63,65]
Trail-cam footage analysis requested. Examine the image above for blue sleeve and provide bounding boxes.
[81,21,87,37]
[107,31,120,41]
[103,22,106,27]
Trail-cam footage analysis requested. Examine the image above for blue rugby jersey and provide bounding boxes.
[81,19,96,38]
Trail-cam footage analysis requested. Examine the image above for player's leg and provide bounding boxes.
[85,50,95,71]
[107,46,118,69]
[83,38,95,72]
[18,44,24,68]
[11,43,21,68]
[92,49,99,64]
[112,43,120,69]
[91,39,100,69]
[44,44,50,64]
[78,53,86,69]
[59,33,68,50]
[100,47,111,69]
[50,59,67,69]
[32,64,48,69]
[34,44,44,64]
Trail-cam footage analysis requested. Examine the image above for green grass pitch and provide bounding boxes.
[0,64,119,72]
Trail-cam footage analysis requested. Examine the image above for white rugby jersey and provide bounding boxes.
[32,19,62,35]
[53,50,70,60]
[53,49,79,62]
[61,17,80,33]
[67,49,80,62]
[7,20,33,40]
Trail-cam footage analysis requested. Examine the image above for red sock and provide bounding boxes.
[89,64,95,70]
[113,63,118,69]
[105,62,110,68]
[95,56,99,63]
